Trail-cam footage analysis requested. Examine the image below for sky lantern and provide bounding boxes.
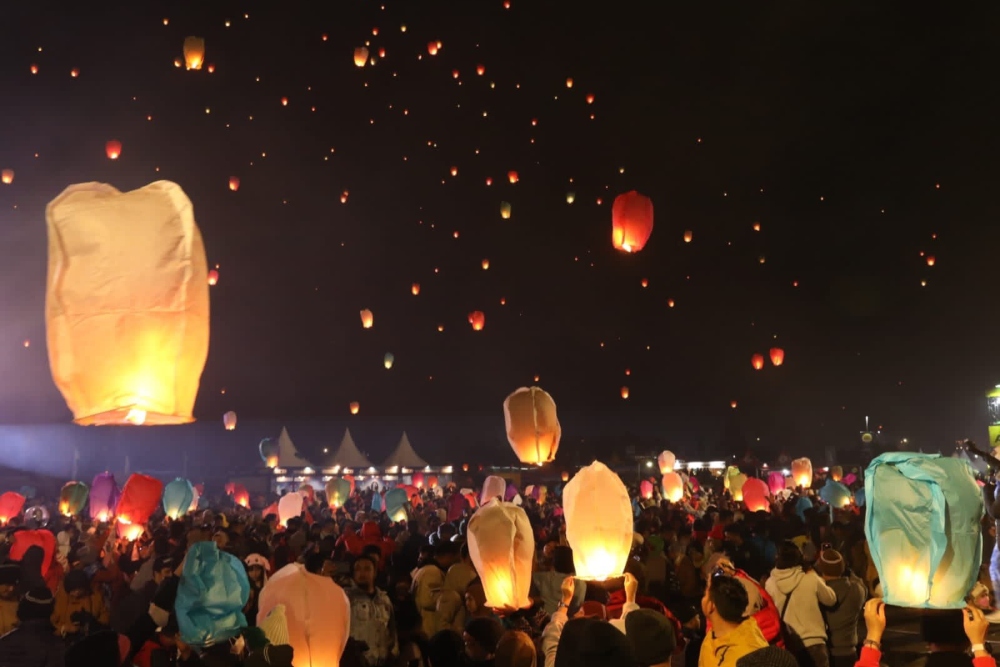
[729,473,748,502]
[383,352,394,369]
[207,269,219,286]
[162,478,194,520]
[427,41,440,55]
[830,465,843,482]
[259,438,279,468]
[586,93,595,104]
[354,47,369,67]
[561,471,570,482]
[926,256,936,266]
[742,478,770,512]
[507,170,519,184]
[349,401,360,415]
[481,258,490,270]
[117,473,164,540]
[477,64,485,75]
[326,478,351,508]
[639,480,654,499]
[566,192,575,204]
[563,461,632,580]
[767,471,786,496]
[468,311,486,331]
[730,400,738,409]
[751,353,765,370]
[0,492,25,525]
[865,453,982,609]
[228,176,240,191]
[360,309,373,328]
[105,140,122,160]
[223,410,237,430]
[0,170,12,184]
[657,450,676,474]
[565,77,573,88]
[89,472,119,522]
[59,482,89,517]
[45,181,210,426]
[770,347,785,366]
[683,230,693,243]
[620,386,629,399]
[503,386,561,465]
[661,472,684,503]
[277,492,303,527]
[412,472,425,489]
[467,502,534,611]
[183,36,205,70]
[819,480,852,508]
[411,283,420,295]
[791,457,813,488]
[611,190,654,253]
[500,201,512,219]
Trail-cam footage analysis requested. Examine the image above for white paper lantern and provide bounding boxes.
[466,502,534,612]
[563,461,632,580]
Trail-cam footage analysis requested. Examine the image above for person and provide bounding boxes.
[815,549,865,667]
[555,617,639,667]
[624,608,676,667]
[463,616,504,667]
[346,555,397,666]
[765,542,836,667]
[0,563,21,635]
[0,586,65,666]
[411,542,459,636]
[495,630,536,667]
[699,574,768,667]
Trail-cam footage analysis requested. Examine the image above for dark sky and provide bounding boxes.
[1,1,999,455]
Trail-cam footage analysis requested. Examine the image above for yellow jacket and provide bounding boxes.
[699,617,768,667]
[51,587,109,635]
[0,599,17,635]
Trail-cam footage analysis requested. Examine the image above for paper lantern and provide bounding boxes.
[724,466,741,490]
[384,488,409,522]
[9,530,55,577]
[297,484,314,505]
[360,309,373,328]
[830,465,843,482]
[260,438,279,468]
[661,472,684,503]
[383,352,394,369]
[639,480,654,499]
[503,386,561,465]
[560,471,569,482]
[426,475,439,490]
[163,478,194,519]
[767,471,785,496]
[500,201,512,219]
[563,461,632,580]
[59,481,89,517]
[189,485,202,512]
[742,478,770,512]
[507,170,519,184]
[105,140,122,160]
[657,450,676,474]
[791,458,813,488]
[183,36,205,70]
[326,479,351,508]
[611,190,654,253]
[207,269,219,286]
[223,411,237,430]
[819,480,852,508]
[89,472,119,522]
[481,475,506,505]
[751,354,765,370]
[620,386,629,399]
[176,541,249,646]
[228,176,240,191]
[411,472,425,489]
[258,564,350,667]
[353,46,369,67]
[349,401,360,415]
[467,502,534,611]
[278,492,303,527]
[865,452,983,609]
[1,169,13,184]
[117,473,164,538]
[232,484,250,508]
[0,492,25,525]
[468,311,486,331]
[683,229,693,243]
[566,192,575,204]
[769,347,785,366]
[45,181,210,426]
[411,282,420,295]
[729,473,748,502]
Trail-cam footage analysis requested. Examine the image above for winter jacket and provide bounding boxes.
[698,617,768,667]
[823,574,866,657]
[0,618,65,667]
[764,566,836,648]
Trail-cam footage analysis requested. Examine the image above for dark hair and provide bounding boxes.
[352,555,377,573]
[555,617,638,667]
[775,541,804,570]
[304,552,326,575]
[361,544,382,560]
[435,541,460,558]
[708,575,749,624]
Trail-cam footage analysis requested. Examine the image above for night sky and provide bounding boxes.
[2,2,1000,456]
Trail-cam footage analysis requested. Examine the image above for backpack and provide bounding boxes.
[778,584,811,664]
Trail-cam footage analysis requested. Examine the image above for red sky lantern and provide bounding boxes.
[427,41,440,55]
[611,190,654,253]
[105,140,122,160]
[751,353,765,370]
[507,170,519,184]
[769,347,785,366]
[207,269,219,286]
[468,311,485,331]
[229,176,240,191]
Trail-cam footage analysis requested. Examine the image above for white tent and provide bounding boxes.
[327,428,372,468]
[382,431,428,468]
[276,427,315,468]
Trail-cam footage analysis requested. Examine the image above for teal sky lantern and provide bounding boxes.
[59,482,89,517]
[163,478,195,520]
[864,452,984,609]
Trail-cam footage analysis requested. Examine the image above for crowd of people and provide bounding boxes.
[0,472,995,667]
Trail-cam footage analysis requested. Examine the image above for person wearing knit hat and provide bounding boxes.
[0,587,64,666]
[815,549,845,579]
[495,629,536,667]
[735,646,798,667]
[464,616,505,662]
[0,563,20,635]
[624,609,676,667]
[816,548,866,667]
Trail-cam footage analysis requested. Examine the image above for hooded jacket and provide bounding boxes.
[699,617,768,667]
[764,566,836,648]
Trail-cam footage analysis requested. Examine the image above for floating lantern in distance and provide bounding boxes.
[566,192,575,204]
[360,309,373,328]
[751,353,765,370]
[926,256,936,267]
[742,478,770,512]
[354,47,369,67]
[427,41,439,55]
[183,36,205,70]
[349,401,360,415]
[105,140,122,160]
[411,283,420,295]
[259,438,279,468]
[207,269,219,286]
[684,230,693,243]
[770,347,784,366]
[500,202,512,219]
[468,311,485,331]
[611,190,654,253]
[45,181,209,425]
[563,461,632,580]
[481,258,490,270]
[731,400,738,409]
[1,170,12,184]
[791,457,813,488]
[467,502,534,611]
[477,64,485,75]
[620,386,629,399]
[561,471,569,482]
[59,482,89,517]
[223,410,237,431]
[228,176,240,191]
[383,352,394,369]
[507,170,519,184]
[503,386,560,464]
[565,77,573,88]
[657,451,675,474]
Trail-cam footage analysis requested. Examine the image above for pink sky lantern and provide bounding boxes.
[0,492,26,525]
[640,479,654,499]
[767,471,786,496]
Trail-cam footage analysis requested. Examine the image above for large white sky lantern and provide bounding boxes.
[657,450,676,474]
[503,386,561,465]
[467,501,534,611]
[45,181,210,426]
[563,461,632,580]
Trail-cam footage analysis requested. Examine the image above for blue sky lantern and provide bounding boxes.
[163,478,194,520]
[865,453,983,609]
[385,488,409,523]
[819,480,852,508]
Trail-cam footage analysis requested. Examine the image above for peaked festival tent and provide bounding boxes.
[275,427,315,469]
[327,429,372,468]
[382,432,429,468]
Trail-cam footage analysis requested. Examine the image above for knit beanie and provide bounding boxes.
[624,609,676,666]
[17,586,53,621]
[816,549,845,578]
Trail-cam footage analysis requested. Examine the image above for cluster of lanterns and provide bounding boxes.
[751,348,785,370]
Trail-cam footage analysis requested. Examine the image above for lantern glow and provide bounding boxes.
[661,472,684,502]
[791,458,813,488]
[467,502,534,611]
[563,461,632,580]
[657,450,676,474]
[503,386,561,464]
[611,190,654,253]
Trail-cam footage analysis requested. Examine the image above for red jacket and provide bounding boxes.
[606,589,686,654]
[339,521,395,563]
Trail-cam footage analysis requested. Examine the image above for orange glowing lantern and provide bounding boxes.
[411,283,420,295]
[661,472,684,503]
[620,386,629,399]
[1,170,12,184]
[563,461,632,580]
[117,473,164,539]
[354,47,369,67]
[561,471,570,482]
[467,502,534,611]
[769,347,785,366]
[503,386,561,465]
[183,36,205,70]
[45,181,210,425]
[360,309,373,328]
[105,140,122,160]
[751,354,765,370]
[481,259,490,270]
[500,202,512,219]
[926,256,936,267]
[349,401,360,415]
[611,190,654,253]
[207,269,219,286]
[0,492,26,525]
[657,451,676,474]
[468,311,486,331]
[791,457,813,488]
[427,41,440,55]
[223,410,237,431]
[565,77,573,88]
[507,170,519,184]
[683,230,693,243]
[477,64,485,75]
[228,176,240,191]
[830,465,843,482]
[731,400,738,409]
